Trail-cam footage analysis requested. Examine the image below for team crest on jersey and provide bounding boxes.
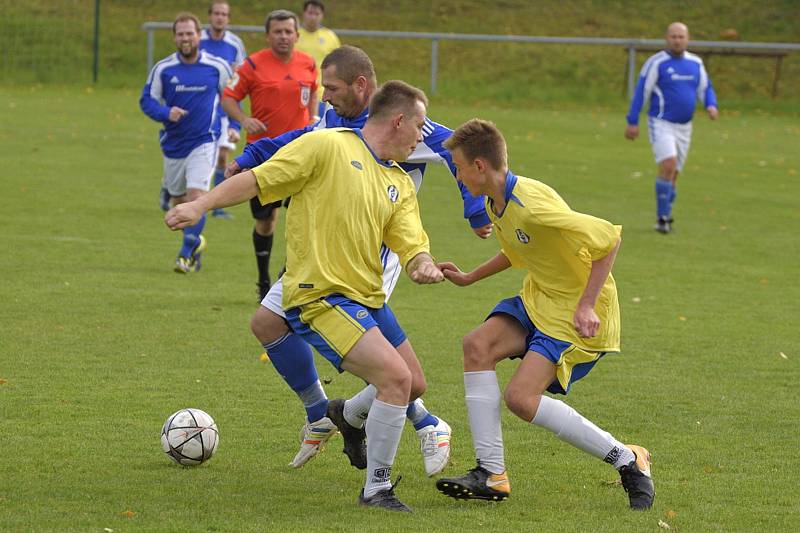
[169,75,179,84]
[516,229,530,244]
[356,310,368,319]
[387,185,399,203]
[226,72,239,89]
[350,160,363,170]
[300,84,311,107]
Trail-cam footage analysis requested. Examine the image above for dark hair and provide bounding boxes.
[368,80,428,121]
[320,45,376,86]
[303,0,325,12]
[443,118,508,171]
[265,9,298,33]
[173,12,202,34]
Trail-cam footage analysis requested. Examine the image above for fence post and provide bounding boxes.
[430,38,439,95]
[626,46,636,101]
[92,0,100,83]
[147,29,154,72]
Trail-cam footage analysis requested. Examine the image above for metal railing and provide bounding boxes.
[142,22,800,98]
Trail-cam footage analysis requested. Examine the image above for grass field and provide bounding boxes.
[1,85,799,531]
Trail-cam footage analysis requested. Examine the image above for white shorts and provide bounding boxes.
[217,116,237,152]
[261,247,404,318]
[647,117,692,172]
[162,142,217,197]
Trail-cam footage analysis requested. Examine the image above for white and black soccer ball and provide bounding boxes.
[161,408,219,466]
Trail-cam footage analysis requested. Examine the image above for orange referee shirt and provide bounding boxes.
[224,49,317,143]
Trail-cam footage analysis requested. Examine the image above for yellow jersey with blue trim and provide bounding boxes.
[297,26,341,87]
[489,172,622,352]
[251,128,430,310]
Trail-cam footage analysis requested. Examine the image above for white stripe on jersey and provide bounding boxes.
[642,51,669,118]
[685,52,708,106]
[148,54,181,104]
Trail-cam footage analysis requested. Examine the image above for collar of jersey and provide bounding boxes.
[489,170,524,218]
[348,128,397,168]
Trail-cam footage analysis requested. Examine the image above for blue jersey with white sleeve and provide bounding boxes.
[626,50,717,125]
[140,51,232,158]
[236,105,491,228]
[199,29,245,133]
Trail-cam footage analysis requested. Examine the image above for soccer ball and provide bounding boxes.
[161,408,219,466]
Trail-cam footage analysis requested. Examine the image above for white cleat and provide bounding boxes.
[289,416,338,468]
[416,418,451,476]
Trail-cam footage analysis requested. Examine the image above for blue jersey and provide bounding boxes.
[200,29,246,133]
[140,51,232,158]
[626,50,717,125]
[236,105,491,229]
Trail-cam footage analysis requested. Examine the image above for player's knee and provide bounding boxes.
[409,371,427,402]
[503,385,536,421]
[250,307,288,344]
[381,358,413,399]
[659,158,677,178]
[462,331,490,368]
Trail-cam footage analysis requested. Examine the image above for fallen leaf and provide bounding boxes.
[120,510,135,518]
[0,379,7,385]
[779,352,788,360]
[678,316,687,321]
[658,519,671,529]
[104,529,114,532]
[666,510,677,519]
[632,296,641,303]
[760,278,769,285]
[601,479,622,486]
[259,353,270,363]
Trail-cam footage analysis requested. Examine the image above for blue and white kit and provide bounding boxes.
[199,29,246,150]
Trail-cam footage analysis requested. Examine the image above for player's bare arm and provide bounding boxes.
[439,251,511,287]
[222,96,266,135]
[165,170,259,230]
[405,252,445,284]
[573,238,622,338]
[224,159,245,178]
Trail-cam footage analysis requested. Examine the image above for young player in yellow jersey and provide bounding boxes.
[435,119,655,510]
[166,81,443,513]
[296,1,341,118]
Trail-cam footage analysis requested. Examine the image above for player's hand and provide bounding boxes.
[472,223,494,239]
[169,107,188,122]
[409,261,444,284]
[224,160,242,179]
[228,128,240,143]
[438,262,473,286]
[624,124,639,140]
[165,202,204,230]
[573,303,600,338]
[242,117,267,135]
[707,106,719,120]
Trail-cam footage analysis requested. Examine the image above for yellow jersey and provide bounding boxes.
[489,173,622,352]
[297,26,341,88]
[251,128,430,309]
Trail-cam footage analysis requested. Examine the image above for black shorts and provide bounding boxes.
[250,197,282,220]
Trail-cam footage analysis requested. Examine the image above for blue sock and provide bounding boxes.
[213,168,225,188]
[406,400,439,430]
[655,179,673,220]
[263,333,328,422]
[179,214,206,258]
[669,186,677,213]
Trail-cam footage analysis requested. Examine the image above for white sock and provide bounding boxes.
[405,398,430,427]
[464,371,505,474]
[531,395,634,468]
[344,384,377,429]
[363,399,407,498]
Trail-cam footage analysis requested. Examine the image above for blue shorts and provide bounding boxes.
[488,296,606,395]
[286,294,406,372]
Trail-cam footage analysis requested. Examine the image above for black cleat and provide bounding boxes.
[359,477,411,512]
[326,398,367,469]
[256,282,270,303]
[619,444,655,510]
[436,465,510,501]
[654,216,672,234]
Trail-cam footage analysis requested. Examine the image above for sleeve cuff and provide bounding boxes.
[468,211,492,229]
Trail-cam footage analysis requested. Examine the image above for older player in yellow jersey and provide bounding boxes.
[434,119,655,510]
[166,80,442,513]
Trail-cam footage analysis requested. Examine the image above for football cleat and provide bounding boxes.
[654,216,672,234]
[189,235,207,272]
[359,477,411,513]
[257,282,270,304]
[289,416,338,468]
[619,444,655,510]
[326,398,367,469]
[436,465,510,501]
[416,418,451,476]
[211,208,233,220]
[174,256,194,274]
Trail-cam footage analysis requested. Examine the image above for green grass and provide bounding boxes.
[3,0,799,105]
[1,85,799,531]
